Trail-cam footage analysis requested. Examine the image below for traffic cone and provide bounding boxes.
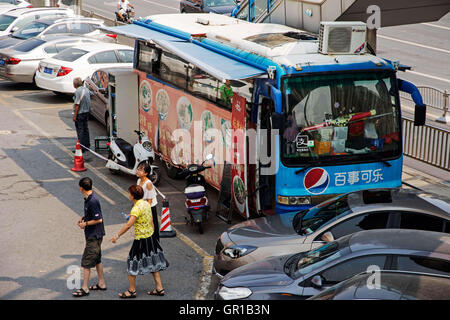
[72,140,87,172]
[159,199,176,238]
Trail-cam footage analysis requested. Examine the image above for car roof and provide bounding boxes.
[347,188,450,217]
[34,16,103,25]
[39,34,97,43]
[328,271,450,300]
[4,7,72,17]
[348,229,450,255]
[69,42,133,52]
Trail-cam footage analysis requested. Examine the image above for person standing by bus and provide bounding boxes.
[73,177,107,297]
[111,185,168,298]
[136,162,160,242]
[73,77,92,153]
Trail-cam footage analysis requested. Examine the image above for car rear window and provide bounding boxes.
[12,21,49,39]
[53,47,88,62]
[13,38,46,52]
[0,15,16,31]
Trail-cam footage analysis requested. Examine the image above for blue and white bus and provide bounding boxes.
[102,14,425,218]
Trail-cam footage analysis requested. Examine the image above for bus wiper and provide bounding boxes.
[295,161,321,174]
[369,153,392,167]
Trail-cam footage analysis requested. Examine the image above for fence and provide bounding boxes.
[402,116,450,171]
[400,86,450,124]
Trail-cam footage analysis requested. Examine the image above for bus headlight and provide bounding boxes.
[218,286,252,300]
[277,195,311,205]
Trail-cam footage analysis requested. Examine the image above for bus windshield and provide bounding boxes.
[281,71,401,166]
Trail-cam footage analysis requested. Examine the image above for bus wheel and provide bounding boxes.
[164,161,180,179]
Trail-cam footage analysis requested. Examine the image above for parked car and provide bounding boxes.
[0,0,31,15]
[215,229,450,300]
[0,35,99,84]
[0,17,113,50]
[35,42,134,94]
[84,66,132,134]
[213,188,450,277]
[0,7,74,37]
[0,0,31,7]
[180,0,238,15]
[308,270,450,300]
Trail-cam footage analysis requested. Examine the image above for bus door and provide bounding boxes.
[257,97,276,215]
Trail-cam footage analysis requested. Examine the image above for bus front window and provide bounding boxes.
[281,71,401,166]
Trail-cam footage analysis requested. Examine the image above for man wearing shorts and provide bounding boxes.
[73,177,107,297]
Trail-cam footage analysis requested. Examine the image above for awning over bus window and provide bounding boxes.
[152,38,266,81]
[100,24,179,42]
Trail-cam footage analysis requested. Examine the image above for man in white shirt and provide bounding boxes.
[117,0,134,21]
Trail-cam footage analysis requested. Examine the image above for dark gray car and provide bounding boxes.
[180,0,238,15]
[215,229,450,300]
[214,188,450,277]
[308,270,450,300]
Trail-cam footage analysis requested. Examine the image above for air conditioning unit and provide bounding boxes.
[318,22,367,55]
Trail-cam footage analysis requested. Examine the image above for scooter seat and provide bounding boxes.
[185,184,206,199]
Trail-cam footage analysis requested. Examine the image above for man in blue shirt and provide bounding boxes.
[73,177,107,297]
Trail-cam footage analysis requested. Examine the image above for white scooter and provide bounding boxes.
[106,130,161,185]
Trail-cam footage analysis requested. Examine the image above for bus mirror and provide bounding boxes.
[414,104,426,126]
[271,113,284,130]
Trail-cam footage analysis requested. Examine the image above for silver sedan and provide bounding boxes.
[0,35,98,83]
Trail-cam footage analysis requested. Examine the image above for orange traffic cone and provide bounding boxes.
[72,140,87,172]
[159,199,176,238]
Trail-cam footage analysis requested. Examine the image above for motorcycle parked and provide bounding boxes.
[106,130,161,185]
[178,154,214,234]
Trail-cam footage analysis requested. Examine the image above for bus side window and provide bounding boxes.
[187,66,220,104]
[136,41,160,76]
[160,51,189,89]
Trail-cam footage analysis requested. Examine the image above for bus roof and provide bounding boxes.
[144,13,391,71]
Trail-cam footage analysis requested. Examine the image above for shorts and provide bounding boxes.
[81,237,103,269]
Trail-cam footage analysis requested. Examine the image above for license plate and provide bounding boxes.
[44,67,52,74]
[0,60,4,66]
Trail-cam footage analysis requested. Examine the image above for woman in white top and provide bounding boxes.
[136,162,159,241]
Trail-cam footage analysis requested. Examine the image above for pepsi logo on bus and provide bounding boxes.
[304,168,330,195]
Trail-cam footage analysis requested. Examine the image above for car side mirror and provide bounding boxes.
[321,232,334,243]
[311,275,323,289]
[11,26,19,33]
[414,104,426,126]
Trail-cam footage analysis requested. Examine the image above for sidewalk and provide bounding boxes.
[402,157,450,197]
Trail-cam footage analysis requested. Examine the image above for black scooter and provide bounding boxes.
[177,154,214,234]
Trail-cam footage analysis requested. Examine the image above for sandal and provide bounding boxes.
[147,288,165,296]
[89,283,107,291]
[72,288,89,297]
[119,290,136,299]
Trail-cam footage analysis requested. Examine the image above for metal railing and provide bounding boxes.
[402,116,450,171]
[400,86,450,124]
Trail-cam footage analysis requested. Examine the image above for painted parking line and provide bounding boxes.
[13,107,213,300]
[378,34,450,54]
[421,23,450,31]
[141,0,179,11]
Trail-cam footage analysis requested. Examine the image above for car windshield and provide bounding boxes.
[12,21,49,39]
[53,47,88,62]
[13,37,45,52]
[0,0,18,3]
[0,14,16,31]
[204,0,236,7]
[297,194,351,235]
[281,71,401,166]
[292,241,342,278]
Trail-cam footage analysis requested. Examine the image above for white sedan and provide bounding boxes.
[0,0,32,15]
[35,42,134,94]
